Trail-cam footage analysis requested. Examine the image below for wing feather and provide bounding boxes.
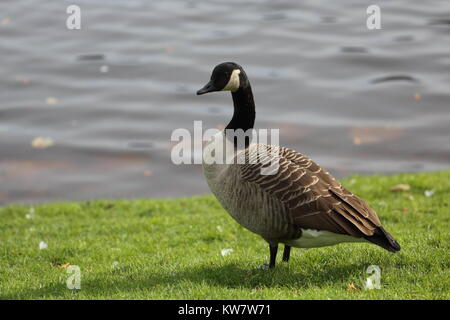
[239,145,381,238]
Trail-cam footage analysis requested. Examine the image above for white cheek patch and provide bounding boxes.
[222,69,241,92]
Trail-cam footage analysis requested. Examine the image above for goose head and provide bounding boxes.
[197,62,248,95]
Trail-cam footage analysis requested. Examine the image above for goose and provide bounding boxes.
[197,62,400,268]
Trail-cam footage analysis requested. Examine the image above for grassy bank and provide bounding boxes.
[0,170,449,299]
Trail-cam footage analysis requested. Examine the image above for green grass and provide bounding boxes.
[1,170,449,300]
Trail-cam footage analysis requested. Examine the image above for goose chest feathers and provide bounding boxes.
[197,62,401,268]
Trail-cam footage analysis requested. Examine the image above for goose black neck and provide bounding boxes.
[225,85,255,132]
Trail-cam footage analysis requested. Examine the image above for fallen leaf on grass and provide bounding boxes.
[390,184,410,192]
[347,283,359,291]
[58,263,71,269]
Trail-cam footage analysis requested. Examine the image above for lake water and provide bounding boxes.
[1,0,449,205]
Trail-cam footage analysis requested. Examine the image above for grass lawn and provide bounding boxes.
[0,170,449,300]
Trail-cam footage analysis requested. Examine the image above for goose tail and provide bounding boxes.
[364,226,401,253]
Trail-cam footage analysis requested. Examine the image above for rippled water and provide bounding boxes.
[1,0,449,205]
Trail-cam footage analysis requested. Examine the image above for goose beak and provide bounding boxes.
[197,81,217,95]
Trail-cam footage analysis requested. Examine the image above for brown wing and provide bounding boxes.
[240,145,381,238]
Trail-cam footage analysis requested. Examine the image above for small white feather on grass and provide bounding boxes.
[25,207,35,219]
[221,248,233,256]
[424,190,434,197]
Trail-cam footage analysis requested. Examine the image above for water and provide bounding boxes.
[1,0,449,205]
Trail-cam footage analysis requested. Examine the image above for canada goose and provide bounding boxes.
[197,62,400,268]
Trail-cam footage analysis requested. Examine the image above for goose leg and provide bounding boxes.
[269,244,278,269]
[282,245,291,262]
